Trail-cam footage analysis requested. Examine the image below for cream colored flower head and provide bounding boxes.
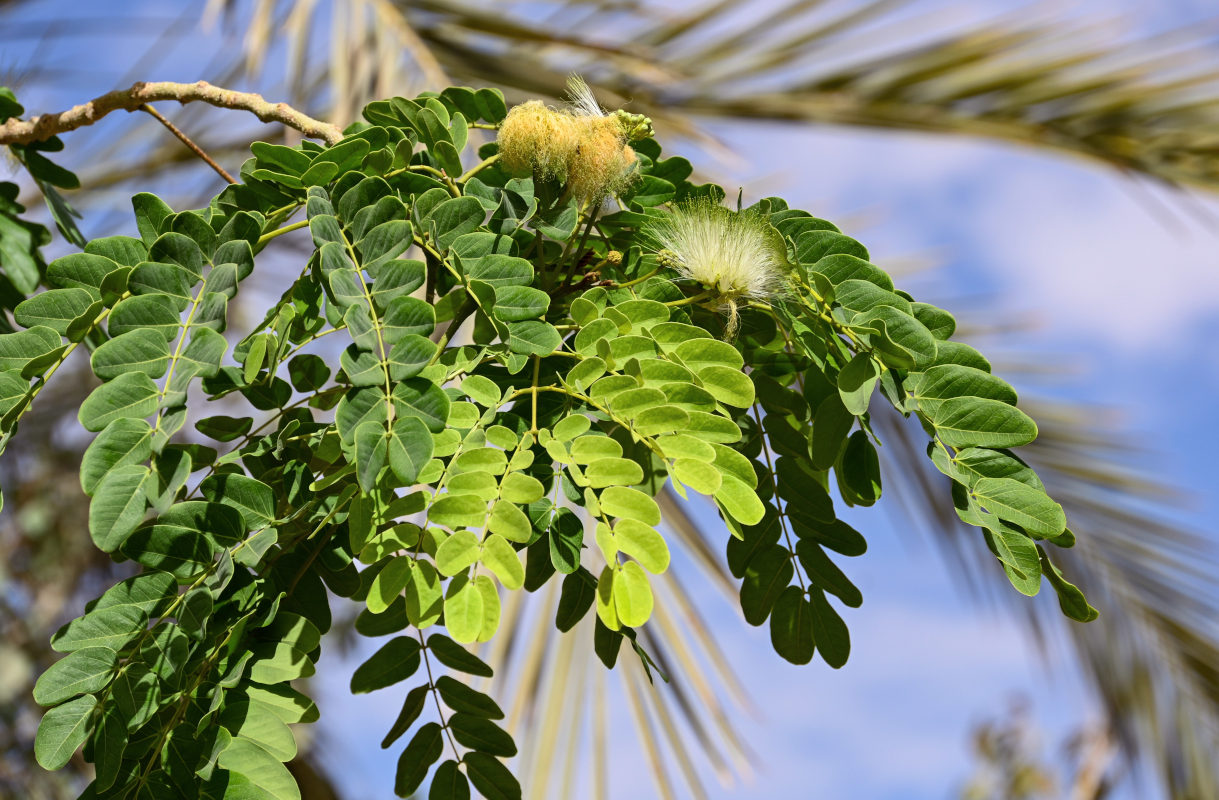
[496,76,645,204]
[650,200,791,302]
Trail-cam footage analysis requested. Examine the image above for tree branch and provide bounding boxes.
[0,80,343,146]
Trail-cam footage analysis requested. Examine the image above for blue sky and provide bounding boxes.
[3,2,1218,799]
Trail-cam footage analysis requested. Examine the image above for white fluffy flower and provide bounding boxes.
[564,75,605,118]
[650,201,790,302]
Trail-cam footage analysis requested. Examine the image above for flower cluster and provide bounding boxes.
[497,77,643,204]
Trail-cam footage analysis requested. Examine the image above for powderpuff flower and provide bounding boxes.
[650,200,791,303]
[496,76,645,204]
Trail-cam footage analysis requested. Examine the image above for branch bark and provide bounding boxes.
[0,81,343,146]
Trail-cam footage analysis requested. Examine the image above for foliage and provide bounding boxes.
[0,80,1095,799]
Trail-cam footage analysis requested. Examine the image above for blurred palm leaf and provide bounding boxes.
[2,1,1219,799]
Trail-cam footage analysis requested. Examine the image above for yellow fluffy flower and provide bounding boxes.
[496,76,642,204]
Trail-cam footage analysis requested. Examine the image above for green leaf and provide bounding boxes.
[795,540,862,607]
[51,604,146,653]
[473,575,501,642]
[912,364,1017,417]
[435,676,504,720]
[585,457,644,489]
[437,530,482,575]
[81,418,154,495]
[0,326,62,371]
[740,546,793,626]
[381,684,430,749]
[90,329,170,380]
[971,477,1066,537]
[350,636,422,693]
[810,395,854,470]
[464,752,522,800]
[217,737,302,800]
[404,560,444,629]
[288,353,330,392]
[88,464,149,551]
[199,474,275,530]
[598,487,660,526]
[714,475,766,526]
[555,570,596,632]
[612,561,653,628]
[367,556,412,615]
[697,365,755,407]
[487,499,531,543]
[809,591,851,668]
[108,294,181,341]
[355,420,388,493]
[396,723,445,797]
[839,430,881,506]
[479,534,524,590]
[427,633,494,677]
[33,646,116,706]
[770,586,815,665]
[34,694,97,770]
[78,372,159,432]
[1038,546,1099,622]
[121,502,242,579]
[392,378,450,432]
[933,397,1038,449]
[386,416,434,484]
[14,288,95,336]
[672,458,722,495]
[492,285,549,322]
[444,577,484,644]
[613,519,669,574]
[428,196,486,250]
[450,713,517,757]
[219,700,298,762]
[506,320,560,356]
[429,760,471,800]
[837,353,880,415]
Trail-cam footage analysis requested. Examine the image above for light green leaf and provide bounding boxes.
[613,519,669,574]
[673,458,722,495]
[486,499,531,543]
[480,534,524,590]
[431,494,488,529]
[404,560,444,628]
[445,577,484,644]
[437,530,481,575]
[585,457,644,489]
[613,561,653,627]
[714,475,766,526]
[599,487,660,526]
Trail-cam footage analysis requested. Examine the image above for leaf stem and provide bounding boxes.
[140,103,236,184]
